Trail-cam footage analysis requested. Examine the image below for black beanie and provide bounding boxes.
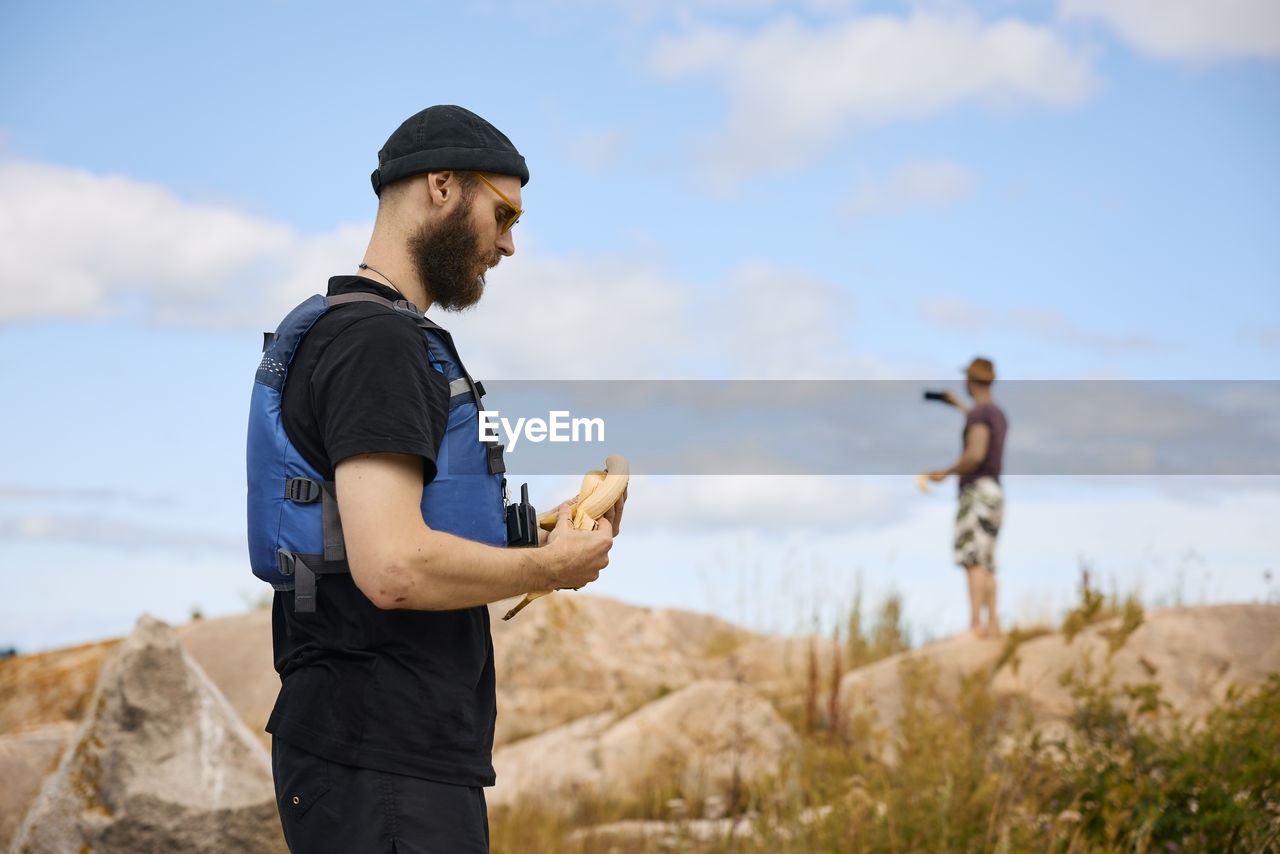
[370,105,529,196]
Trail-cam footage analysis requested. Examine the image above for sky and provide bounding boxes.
[1,0,1278,652]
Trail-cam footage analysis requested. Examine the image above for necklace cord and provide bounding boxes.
[357,263,402,295]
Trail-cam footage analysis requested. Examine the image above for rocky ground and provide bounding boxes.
[2,594,1277,852]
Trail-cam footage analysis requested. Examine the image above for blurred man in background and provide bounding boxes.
[924,357,1008,638]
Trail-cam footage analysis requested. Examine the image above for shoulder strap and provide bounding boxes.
[324,291,501,473]
[326,291,433,323]
[328,293,485,399]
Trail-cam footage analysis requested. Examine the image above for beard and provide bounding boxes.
[408,198,499,312]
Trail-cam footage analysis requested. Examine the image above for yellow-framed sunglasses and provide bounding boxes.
[471,172,523,234]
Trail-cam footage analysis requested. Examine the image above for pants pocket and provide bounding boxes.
[273,738,334,849]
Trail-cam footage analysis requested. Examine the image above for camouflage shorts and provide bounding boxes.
[954,477,1003,572]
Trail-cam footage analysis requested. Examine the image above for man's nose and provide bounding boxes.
[496,230,515,258]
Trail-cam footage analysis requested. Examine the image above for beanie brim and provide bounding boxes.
[371,146,529,195]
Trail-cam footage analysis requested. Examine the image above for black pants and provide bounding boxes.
[272,737,489,854]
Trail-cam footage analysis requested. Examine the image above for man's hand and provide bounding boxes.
[926,470,950,483]
[942,390,962,408]
[536,484,628,545]
[599,485,627,536]
[543,502,613,590]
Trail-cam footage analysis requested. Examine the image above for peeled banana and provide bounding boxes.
[502,453,629,621]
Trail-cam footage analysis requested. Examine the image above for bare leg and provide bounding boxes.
[981,568,1000,637]
[964,565,983,634]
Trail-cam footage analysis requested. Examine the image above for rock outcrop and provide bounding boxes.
[714,635,842,698]
[490,679,799,811]
[488,594,755,745]
[837,604,1280,754]
[177,609,277,752]
[0,724,73,851]
[991,603,1280,724]
[4,597,1277,848]
[8,616,286,854]
[835,633,1006,758]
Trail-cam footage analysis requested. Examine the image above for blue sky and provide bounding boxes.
[2,0,1278,651]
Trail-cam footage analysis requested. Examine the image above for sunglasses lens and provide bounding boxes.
[503,212,521,234]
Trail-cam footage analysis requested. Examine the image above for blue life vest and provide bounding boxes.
[246,292,507,612]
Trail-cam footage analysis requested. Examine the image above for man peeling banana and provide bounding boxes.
[246,106,627,852]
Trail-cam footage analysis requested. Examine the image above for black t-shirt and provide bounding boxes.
[265,275,498,787]
[958,402,1008,493]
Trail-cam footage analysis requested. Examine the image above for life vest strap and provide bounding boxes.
[320,480,347,562]
[276,549,350,614]
[281,477,349,612]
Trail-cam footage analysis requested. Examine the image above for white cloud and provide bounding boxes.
[1060,0,1280,62]
[0,159,369,327]
[0,157,903,381]
[702,260,884,378]
[651,12,1097,185]
[1009,307,1167,352]
[917,295,992,332]
[542,0,862,20]
[916,296,1170,353]
[843,160,979,217]
[0,512,241,554]
[1239,322,1280,350]
[447,255,894,380]
[441,251,698,379]
[624,474,912,531]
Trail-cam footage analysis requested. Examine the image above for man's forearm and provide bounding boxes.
[336,454,612,611]
[358,528,553,611]
[348,510,612,612]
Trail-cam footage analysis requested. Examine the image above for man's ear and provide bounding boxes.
[427,171,457,207]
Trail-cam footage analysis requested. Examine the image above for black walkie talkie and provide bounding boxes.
[505,482,539,547]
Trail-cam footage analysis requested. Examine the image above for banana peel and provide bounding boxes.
[502,453,629,621]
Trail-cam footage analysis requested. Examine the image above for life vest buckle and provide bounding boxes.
[392,300,425,321]
[286,477,322,503]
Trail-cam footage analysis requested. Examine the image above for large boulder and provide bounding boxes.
[833,605,1280,757]
[836,634,1006,749]
[598,679,799,803]
[177,609,277,752]
[8,616,286,854]
[714,635,842,697]
[0,723,74,851]
[991,604,1280,723]
[489,594,755,745]
[488,711,617,808]
[490,679,798,812]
